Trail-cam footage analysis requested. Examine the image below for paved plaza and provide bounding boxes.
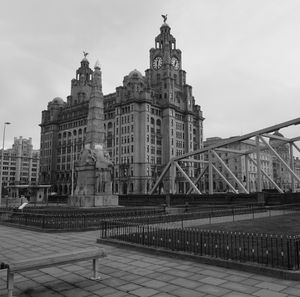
[1,225,300,297]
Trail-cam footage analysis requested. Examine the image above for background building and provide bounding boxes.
[294,157,300,190]
[0,137,39,196]
[203,137,273,193]
[39,20,204,195]
[269,131,292,192]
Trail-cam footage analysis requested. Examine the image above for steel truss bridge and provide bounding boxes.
[150,118,300,195]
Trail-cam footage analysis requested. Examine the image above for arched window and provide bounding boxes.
[151,117,155,125]
[156,119,161,126]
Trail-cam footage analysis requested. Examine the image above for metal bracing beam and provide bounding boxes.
[211,150,249,193]
[180,158,208,164]
[174,162,202,194]
[149,161,171,194]
[186,164,208,194]
[292,142,300,154]
[256,135,262,192]
[173,117,300,162]
[290,143,295,192]
[263,133,291,142]
[215,147,248,155]
[170,161,176,194]
[208,150,214,194]
[290,136,300,142]
[216,138,297,162]
[259,136,300,184]
[212,164,239,194]
[248,155,284,193]
[245,155,250,191]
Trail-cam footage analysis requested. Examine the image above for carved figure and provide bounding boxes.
[79,144,96,166]
[97,169,106,193]
[161,14,167,23]
[94,145,113,169]
[83,51,89,58]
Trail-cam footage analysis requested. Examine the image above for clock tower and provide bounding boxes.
[146,17,185,105]
[144,16,203,193]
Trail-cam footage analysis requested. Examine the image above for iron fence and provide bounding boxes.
[1,204,300,235]
[99,220,300,271]
[0,204,269,230]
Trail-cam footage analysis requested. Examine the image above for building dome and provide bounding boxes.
[94,59,101,69]
[51,97,65,105]
[161,22,170,27]
[128,69,143,79]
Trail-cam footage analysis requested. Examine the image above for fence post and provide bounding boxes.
[296,236,300,270]
[104,221,107,238]
[287,236,291,270]
[142,225,145,245]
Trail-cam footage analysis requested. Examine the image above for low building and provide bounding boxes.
[293,157,300,190]
[203,137,273,193]
[0,137,39,196]
[269,131,292,192]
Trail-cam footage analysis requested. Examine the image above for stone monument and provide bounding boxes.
[71,59,118,207]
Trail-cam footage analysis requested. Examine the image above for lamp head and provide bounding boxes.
[4,122,11,125]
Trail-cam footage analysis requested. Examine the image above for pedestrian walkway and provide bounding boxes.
[1,225,300,297]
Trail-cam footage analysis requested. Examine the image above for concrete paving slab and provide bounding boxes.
[0,225,300,297]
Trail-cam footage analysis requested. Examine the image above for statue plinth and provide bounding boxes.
[70,194,118,207]
[72,148,118,207]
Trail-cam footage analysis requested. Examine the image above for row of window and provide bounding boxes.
[58,119,87,131]
[105,111,115,120]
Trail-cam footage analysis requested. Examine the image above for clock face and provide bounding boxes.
[153,56,162,70]
[171,57,180,70]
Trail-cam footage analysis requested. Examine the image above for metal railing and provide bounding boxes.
[99,217,300,271]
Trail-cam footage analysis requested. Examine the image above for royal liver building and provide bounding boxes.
[39,18,204,195]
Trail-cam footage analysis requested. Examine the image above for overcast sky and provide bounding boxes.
[1,0,300,149]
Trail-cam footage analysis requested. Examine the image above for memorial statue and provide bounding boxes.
[72,58,118,207]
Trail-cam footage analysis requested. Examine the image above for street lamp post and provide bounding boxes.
[0,122,11,206]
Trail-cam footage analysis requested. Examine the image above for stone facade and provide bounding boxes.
[0,137,39,195]
[269,131,292,191]
[203,137,273,193]
[39,20,204,195]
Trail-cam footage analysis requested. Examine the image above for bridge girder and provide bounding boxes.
[150,117,300,195]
